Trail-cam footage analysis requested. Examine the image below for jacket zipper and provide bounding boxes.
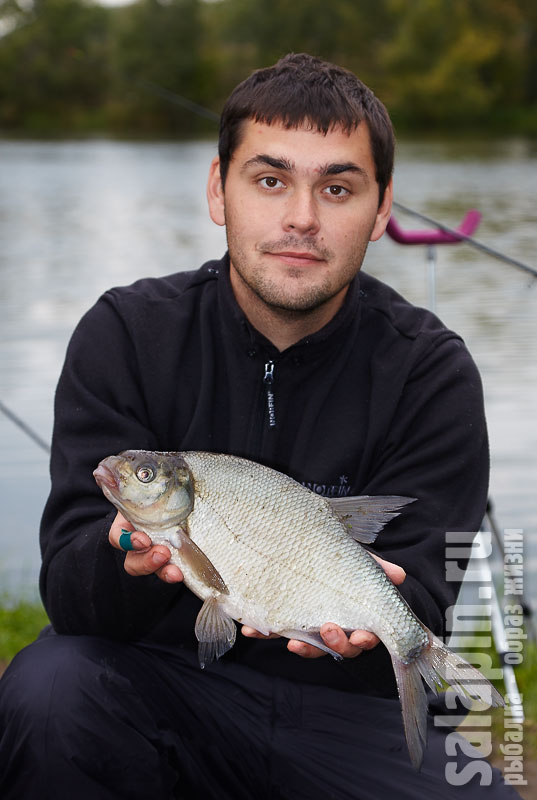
[263,360,276,428]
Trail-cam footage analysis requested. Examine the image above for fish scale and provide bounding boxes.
[94,448,504,770]
[183,451,423,653]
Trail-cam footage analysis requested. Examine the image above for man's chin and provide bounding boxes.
[229,256,348,315]
[255,285,336,315]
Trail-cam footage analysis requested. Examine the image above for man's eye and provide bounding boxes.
[259,176,284,189]
[324,185,349,197]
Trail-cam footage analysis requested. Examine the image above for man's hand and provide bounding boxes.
[109,511,184,584]
[241,554,406,659]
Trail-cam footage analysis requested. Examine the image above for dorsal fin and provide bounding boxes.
[328,495,416,544]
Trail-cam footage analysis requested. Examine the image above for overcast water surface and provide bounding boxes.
[0,138,536,619]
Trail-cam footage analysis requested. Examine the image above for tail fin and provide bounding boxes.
[391,631,504,770]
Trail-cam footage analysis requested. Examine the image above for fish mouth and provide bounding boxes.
[93,463,120,493]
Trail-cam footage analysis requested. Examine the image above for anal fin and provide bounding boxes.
[279,629,343,660]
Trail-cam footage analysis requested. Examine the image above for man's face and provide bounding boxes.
[207,119,392,318]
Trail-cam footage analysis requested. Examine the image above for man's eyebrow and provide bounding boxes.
[319,162,368,178]
[241,154,294,172]
[241,155,369,180]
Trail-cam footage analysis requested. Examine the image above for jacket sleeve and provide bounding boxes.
[360,332,489,640]
[39,291,183,639]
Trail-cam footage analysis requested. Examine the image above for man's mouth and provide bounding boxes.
[267,251,324,266]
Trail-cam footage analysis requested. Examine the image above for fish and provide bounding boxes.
[93,449,504,769]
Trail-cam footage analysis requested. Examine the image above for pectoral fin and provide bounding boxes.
[169,527,228,594]
[195,596,237,668]
[328,495,416,544]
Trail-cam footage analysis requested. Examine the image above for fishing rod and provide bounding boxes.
[392,201,537,281]
[0,399,50,454]
[137,80,221,124]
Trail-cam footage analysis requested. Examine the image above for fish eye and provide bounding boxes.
[136,464,155,483]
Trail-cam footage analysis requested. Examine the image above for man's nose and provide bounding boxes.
[282,188,320,235]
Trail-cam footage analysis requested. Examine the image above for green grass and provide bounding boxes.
[0,599,49,666]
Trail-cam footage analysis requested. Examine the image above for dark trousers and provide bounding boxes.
[0,629,520,800]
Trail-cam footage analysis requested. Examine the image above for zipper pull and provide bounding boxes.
[263,360,276,428]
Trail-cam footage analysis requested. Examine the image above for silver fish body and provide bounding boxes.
[94,449,503,769]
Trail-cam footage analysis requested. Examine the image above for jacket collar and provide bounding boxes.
[213,252,363,359]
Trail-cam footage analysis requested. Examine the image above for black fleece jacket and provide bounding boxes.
[40,254,489,696]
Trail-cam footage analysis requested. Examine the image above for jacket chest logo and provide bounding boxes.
[301,475,352,498]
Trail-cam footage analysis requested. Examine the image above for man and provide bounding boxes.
[0,54,519,799]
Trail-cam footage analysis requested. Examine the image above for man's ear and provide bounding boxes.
[207,156,225,227]
[370,177,393,242]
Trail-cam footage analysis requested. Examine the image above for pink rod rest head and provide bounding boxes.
[386,209,481,246]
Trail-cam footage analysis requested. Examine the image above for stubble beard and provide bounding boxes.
[227,232,370,319]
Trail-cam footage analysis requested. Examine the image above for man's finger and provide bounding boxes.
[109,511,151,552]
[109,511,184,583]
[241,626,280,640]
[320,623,364,658]
[371,553,406,585]
[287,623,364,659]
[287,639,329,658]
[123,544,168,575]
[348,630,380,650]
[124,545,184,583]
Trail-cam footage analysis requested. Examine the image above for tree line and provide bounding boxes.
[0,0,535,136]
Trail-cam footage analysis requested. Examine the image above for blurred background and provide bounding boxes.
[0,0,536,137]
[0,1,536,783]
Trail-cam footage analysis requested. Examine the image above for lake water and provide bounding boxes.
[0,137,536,615]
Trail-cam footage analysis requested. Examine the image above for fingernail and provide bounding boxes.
[164,570,182,583]
[131,535,145,549]
[152,552,167,567]
[324,628,338,644]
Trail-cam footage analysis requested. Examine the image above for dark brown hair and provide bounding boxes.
[218,53,395,205]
